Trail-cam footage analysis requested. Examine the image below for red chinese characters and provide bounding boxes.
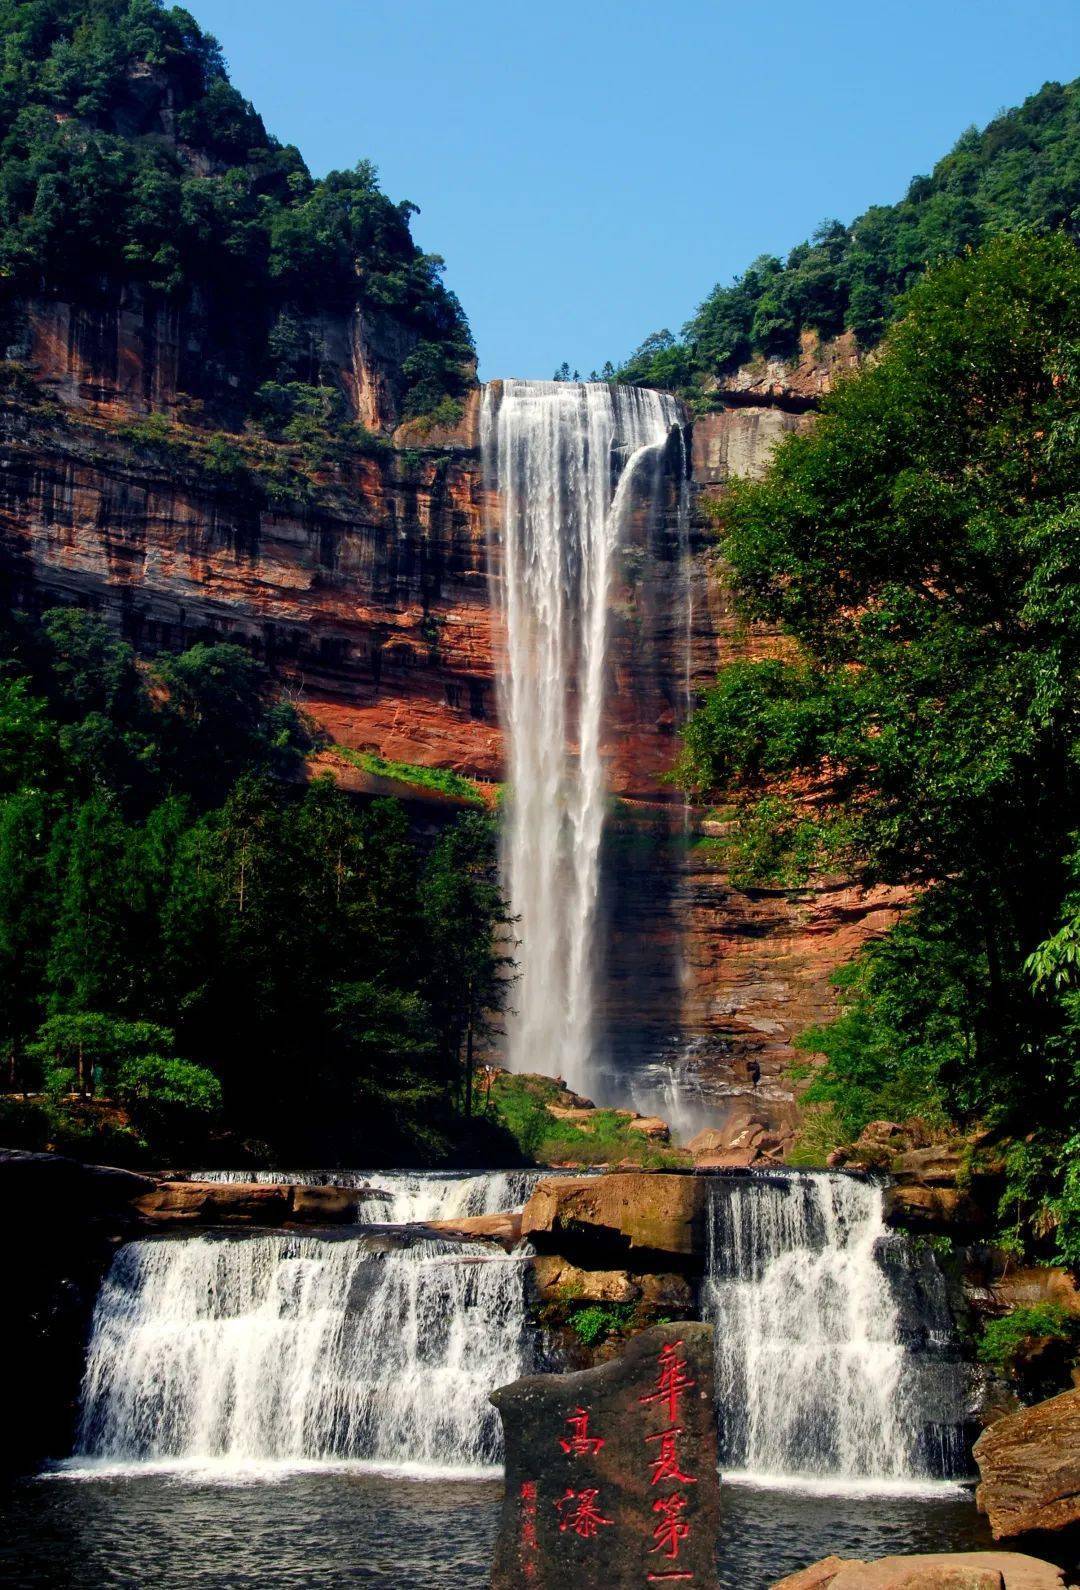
[518,1479,539,1582]
[555,1487,613,1539]
[559,1406,605,1458]
[645,1425,697,1488]
[640,1340,699,1585]
[639,1341,698,1425]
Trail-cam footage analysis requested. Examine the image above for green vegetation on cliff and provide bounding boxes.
[0,0,473,420]
[0,604,508,1164]
[620,79,1080,399]
[682,233,1080,1260]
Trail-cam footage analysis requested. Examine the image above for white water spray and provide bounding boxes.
[482,379,683,1096]
[704,1172,968,1491]
[73,1174,532,1475]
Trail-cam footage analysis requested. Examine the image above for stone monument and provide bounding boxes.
[490,1322,719,1589]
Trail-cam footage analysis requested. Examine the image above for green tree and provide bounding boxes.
[683,233,1080,1246]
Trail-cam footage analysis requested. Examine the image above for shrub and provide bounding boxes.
[977,1304,1080,1375]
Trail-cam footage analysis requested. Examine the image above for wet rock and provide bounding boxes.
[521,1173,705,1268]
[490,1322,719,1590]
[974,1386,1080,1539]
[425,1210,523,1249]
[771,1553,1066,1590]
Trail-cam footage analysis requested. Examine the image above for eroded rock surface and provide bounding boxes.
[974,1387,1080,1539]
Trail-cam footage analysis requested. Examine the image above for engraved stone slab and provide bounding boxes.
[490,1322,719,1590]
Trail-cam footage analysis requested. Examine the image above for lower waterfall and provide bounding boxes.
[704,1171,969,1491]
[73,1174,533,1475]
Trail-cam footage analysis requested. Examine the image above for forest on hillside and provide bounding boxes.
[618,78,1080,402]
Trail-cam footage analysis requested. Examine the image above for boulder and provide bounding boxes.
[490,1323,719,1589]
[134,1180,293,1224]
[625,1115,671,1142]
[964,1260,1080,1320]
[771,1554,1066,1590]
[974,1386,1080,1538]
[0,1147,154,1210]
[688,1101,795,1168]
[521,1173,705,1267]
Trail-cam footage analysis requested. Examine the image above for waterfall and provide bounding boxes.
[72,1173,532,1476]
[704,1171,969,1492]
[482,379,684,1098]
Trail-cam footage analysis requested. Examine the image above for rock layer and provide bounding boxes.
[974,1388,1080,1539]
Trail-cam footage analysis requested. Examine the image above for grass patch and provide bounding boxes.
[486,1073,690,1169]
[784,1099,845,1168]
[332,746,488,806]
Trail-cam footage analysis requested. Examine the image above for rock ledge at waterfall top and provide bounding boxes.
[521,1172,705,1268]
[132,1178,380,1226]
[974,1387,1080,1540]
[770,1552,1068,1590]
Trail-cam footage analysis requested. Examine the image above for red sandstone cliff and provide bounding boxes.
[0,308,892,1112]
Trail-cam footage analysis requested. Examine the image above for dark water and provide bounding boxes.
[0,1467,995,1590]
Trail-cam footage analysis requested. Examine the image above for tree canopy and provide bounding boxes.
[0,602,508,1165]
[619,79,1080,400]
[0,0,473,419]
[682,233,1080,1259]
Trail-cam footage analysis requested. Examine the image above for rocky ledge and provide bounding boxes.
[772,1552,1068,1590]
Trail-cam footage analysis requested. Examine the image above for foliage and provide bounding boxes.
[0,603,508,1163]
[977,1304,1080,1374]
[486,1073,689,1169]
[619,80,1080,394]
[682,235,1080,1252]
[0,0,472,420]
[567,1302,636,1347]
[332,745,488,807]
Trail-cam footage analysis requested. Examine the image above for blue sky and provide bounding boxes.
[191,0,1080,380]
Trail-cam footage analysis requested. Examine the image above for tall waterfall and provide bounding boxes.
[73,1174,532,1475]
[704,1171,969,1492]
[482,379,683,1097]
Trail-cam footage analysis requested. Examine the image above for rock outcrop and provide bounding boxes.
[974,1387,1080,1540]
[771,1553,1066,1590]
[0,285,909,1121]
[132,1178,380,1226]
[521,1173,705,1268]
[1,1148,154,1468]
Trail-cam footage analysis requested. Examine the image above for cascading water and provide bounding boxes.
[72,1173,532,1475]
[482,379,684,1099]
[704,1171,969,1492]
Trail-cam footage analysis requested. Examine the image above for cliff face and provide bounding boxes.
[0,307,891,1118]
